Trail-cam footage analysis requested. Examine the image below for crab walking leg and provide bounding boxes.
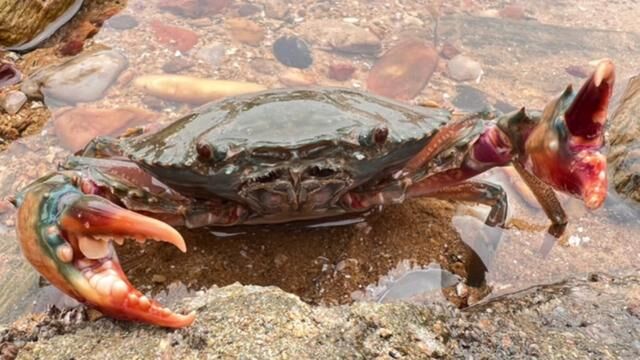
[15,172,195,328]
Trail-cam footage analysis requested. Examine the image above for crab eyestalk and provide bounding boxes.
[15,173,195,328]
[519,59,614,209]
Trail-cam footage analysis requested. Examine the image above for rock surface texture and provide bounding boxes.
[5,273,640,359]
[609,75,640,202]
[0,0,82,50]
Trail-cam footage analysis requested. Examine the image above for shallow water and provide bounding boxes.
[1,0,640,324]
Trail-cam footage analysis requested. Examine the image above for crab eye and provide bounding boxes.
[307,166,336,178]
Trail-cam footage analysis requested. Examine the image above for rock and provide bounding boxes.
[499,4,527,20]
[106,14,139,30]
[0,63,22,90]
[226,18,265,46]
[565,65,590,78]
[157,0,231,18]
[195,44,226,68]
[328,63,356,81]
[367,39,438,100]
[151,274,167,284]
[162,58,194,74]
[53,107,155,151]
[57,20,99,56]
[452,85,491,112]
[237,3,262,17]
[447,55,483,82]
[133,75,267,104]
[10,274,640,359]
[263,0,289,19]
[608,74,640,202]
[299,20,381,55]
[249,58,280,75]
[440,42,460,60]
[20,50,128,106]
[0,0,83,51]
[151,20,199,53]
[278,69,316,86]
[273,36,313,69]
[0,91,27,115]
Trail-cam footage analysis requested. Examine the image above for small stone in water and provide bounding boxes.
[152,274,167,283]
[226,18,265,46]
[237,3,262,17]
[162,58,194,74]
[447,55,483,82]
[196,45,226,68]
[440,42,460,60]
[264,0,289,19]
[499,4,527,20]
[157,0,231,18]
[328,63,356,81]
[0,63,22,89]
[367,39,438,100]
[107,14,139,30]
[273,36,313,69]
[565,65,590,78]
[151,20,199,52]
[278,69,316,87]
[0,90,27,115]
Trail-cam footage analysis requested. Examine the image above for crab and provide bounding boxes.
[13,60,614,328]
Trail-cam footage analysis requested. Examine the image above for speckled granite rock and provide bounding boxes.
[5,272,640,359]
[609,75,640,202]
[0,0,83,51]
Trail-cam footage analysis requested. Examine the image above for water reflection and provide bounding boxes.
[1,0,640,324]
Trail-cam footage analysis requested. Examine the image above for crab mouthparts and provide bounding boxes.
[59,196,195,328]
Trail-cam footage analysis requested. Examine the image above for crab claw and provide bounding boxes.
[15,174,195,328]
[522,59,614,209]
[565,59,614,142]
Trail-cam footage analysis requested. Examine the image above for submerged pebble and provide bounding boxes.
[447,55,483,82]
[196,44,226,68]
[226,18,265,46]
[107,14,139,30]
[151,20,199,53]
[20,50,128,106]
[299,20,381,55]
[0,91,27,115]
[53,107,155,151]
[157,0,231,18]
[133,75,267,104]
[367,39,438,100]
[273,36,313,69]
[328,63,356,81]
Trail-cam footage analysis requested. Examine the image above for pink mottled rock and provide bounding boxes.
[367,40,438,100]
[151,20,199,52]
[499,4,526,20]
[328,63,356,81]
[53,107,156,151]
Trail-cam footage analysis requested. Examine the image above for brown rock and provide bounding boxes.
[53,107,156,151]
[440,42,461,60]
[157,0,231,18]
[328,63,356,81]
[367,40,438,100]
[498,4,526,20]
[151,20,199,53]
[226,18,265,46]
[0,0,82,50]
[58,21,98,56]
[299,20,381,55]
[278,69,317,87]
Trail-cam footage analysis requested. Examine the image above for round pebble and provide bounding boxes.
[107,14,139,30]
[272,36,313,69]
[447,55,483,82]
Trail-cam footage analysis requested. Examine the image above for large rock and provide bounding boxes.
[0,0,84,51]
[6,273,640,359]
[609,75,640,202]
